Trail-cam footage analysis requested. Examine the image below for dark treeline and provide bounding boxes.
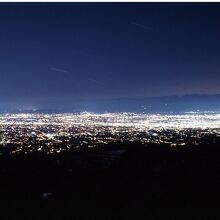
[1,141,220,219]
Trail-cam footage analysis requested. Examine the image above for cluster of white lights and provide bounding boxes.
[0,112,219,129]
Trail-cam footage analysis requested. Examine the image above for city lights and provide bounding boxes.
[0,112,219,155]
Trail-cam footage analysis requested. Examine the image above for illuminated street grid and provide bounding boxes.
[0,112,220,155]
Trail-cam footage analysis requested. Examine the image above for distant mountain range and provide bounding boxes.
[1,94,220,114]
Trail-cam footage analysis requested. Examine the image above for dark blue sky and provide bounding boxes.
[0,3,220,108]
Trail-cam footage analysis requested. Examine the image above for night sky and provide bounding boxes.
[0,3,220,109]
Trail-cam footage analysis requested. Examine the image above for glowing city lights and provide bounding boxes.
[0,112,219,155]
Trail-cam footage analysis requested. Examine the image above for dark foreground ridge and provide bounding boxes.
[1,141,220,219]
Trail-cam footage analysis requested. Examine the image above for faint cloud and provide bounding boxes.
[50,67,69,74]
